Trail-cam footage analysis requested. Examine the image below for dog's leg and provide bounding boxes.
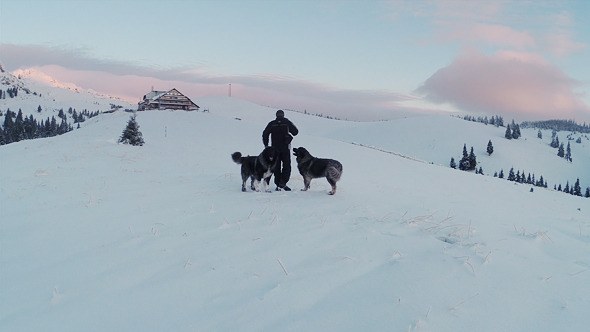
[328,178,337,195]
[328,185,336,195]
[263,177,272,193]
[301,176,312,191]
[254,179,261,192]
[250,176,256,191]
[241,175,248,192]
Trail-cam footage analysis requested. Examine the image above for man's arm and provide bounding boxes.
[262,122,271,146]
[288,120,299,136]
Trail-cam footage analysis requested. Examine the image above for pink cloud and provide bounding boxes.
[437,22,535,50]
[399,1,586,58]
[417,48,590,121]
[543,32,586,58]
[431,0,505,22]
[404,0,533,49]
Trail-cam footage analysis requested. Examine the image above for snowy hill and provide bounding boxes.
[2,95,589,331]
[325,115,590,192]
[197,96,589,191]
[0,66,133,120]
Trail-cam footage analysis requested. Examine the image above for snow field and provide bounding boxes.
[1,97,589,331]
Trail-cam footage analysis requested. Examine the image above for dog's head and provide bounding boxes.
[261,146,278,163]
[293,147,310,163]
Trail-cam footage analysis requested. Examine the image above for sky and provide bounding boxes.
[1,0,590,121]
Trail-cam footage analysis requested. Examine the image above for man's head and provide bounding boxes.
[276,110,284,118]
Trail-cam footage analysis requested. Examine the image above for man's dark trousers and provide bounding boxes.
[274,146,291,188]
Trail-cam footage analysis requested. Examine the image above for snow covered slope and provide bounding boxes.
[1,96,589,331]
[196,96,589,190]
[324,115,590,190]
[0,67,133,119]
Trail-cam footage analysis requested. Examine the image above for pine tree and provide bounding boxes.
[3,109,15,144]
[573,178,582,196]
[505,125,512,139]
[450,157,456,169]
[14,109,25,142]
[537,129,542,139]
[57,118,70,135]
[487,140,493,155]
[585,188,590,198]
[118,115,144,146]
[557,143,565,157]
[499,169,504,179]
[459,144,470,170]
[550,135,560,148]
[50,116,58,136]
[23,114,35,139]
[468,147,477,170]
[507,168,515,181]
[565,142,572,162]
[512,123,521,139]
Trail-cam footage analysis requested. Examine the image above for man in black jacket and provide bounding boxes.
[262,110,299,191]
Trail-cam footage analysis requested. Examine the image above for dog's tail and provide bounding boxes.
[231,152,243,164]
[327,161,343,181]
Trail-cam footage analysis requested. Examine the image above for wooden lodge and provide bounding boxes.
[138,88,199,111]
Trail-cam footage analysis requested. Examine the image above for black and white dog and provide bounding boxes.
[293,147,343,195]
[231,147,279,192]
